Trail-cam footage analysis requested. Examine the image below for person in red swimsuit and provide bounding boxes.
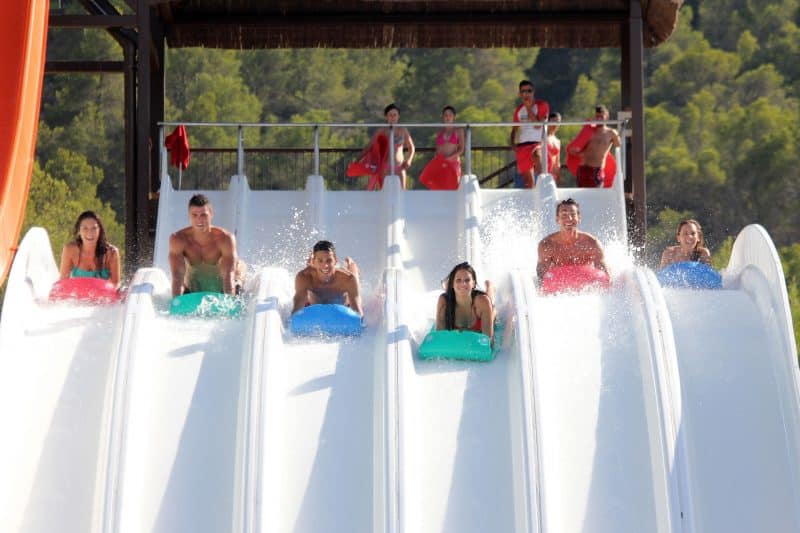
[435,262,495,344]
[419,105,465,190]
[510,80,550,188]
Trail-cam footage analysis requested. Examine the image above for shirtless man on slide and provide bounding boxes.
[569,105,621,188]
[536,198,608,280]
[292,240,363,317]
[169,194,245,297]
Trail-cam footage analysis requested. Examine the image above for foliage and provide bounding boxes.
[22,152,124,266]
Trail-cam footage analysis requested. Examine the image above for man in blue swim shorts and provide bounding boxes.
[292,240,362,316]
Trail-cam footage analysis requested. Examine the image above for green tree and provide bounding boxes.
[22,151,124,268]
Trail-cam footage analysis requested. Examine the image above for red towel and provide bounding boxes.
[419,154,461,190]
[347,133,389,190]
[566,124,616,187]
[165,125,191,170]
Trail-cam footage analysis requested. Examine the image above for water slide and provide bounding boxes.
[1,158,799,533]
[0,0,48,283]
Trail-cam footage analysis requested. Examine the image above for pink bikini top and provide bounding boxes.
[436,129,459,146]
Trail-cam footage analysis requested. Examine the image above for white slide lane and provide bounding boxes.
[2,161,799,533]
[244,176,396,533]
[0,228,124,533]
[394,176,542,533]
[520,167,680,533]
[656,224,800,532]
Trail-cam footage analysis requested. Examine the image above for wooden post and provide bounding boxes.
[628,0,647,253]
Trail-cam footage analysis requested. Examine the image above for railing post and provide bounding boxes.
[541,119,548,181]
[158,124,169,189]
[237,125,244,178]
[465,125,472,176]
[389,126,396,176]
[313,125,320,176]
[620,120,628,181]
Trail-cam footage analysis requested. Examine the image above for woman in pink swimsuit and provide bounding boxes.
[420,105,465,190]
[436,262,495,344]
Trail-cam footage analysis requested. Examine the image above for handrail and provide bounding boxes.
[159,119,627,193]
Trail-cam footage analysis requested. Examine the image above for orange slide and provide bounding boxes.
[0,0,48,284]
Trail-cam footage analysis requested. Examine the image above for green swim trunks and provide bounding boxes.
[184,263,224,293]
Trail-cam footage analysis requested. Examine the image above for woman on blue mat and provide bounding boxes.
[59,210,121,288]
[659,219,712,269]
[436,262,495,344]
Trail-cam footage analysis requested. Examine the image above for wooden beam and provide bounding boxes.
[45,60,125,73]
[133,0,153,268]
[49,15,136,28]
[628,0,647,250]
[169,10,627,26]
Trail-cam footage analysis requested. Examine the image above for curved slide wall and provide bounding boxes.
[0,0,48,283]
[655,224,800,532]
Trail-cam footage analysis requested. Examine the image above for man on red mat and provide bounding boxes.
[536,198,608,281]
[568,105,621,188]
[292,240,363,317]
[510,80,549,188]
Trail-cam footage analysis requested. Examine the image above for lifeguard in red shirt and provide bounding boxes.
[509,80,550,188]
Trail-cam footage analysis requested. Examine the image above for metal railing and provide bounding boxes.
[158,121,628,191]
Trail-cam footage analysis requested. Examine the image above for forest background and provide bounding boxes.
[20,0,800,347]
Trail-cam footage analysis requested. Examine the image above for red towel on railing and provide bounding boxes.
[165,125,191,170]
[566,123,616,187]
[347,133,388,190]
[419,154,461,190]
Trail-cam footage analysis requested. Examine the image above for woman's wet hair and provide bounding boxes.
[73,210,110,268]
[442,262,486,330]
[677,219,705,249]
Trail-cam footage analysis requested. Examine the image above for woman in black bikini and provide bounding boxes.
[435,262,495,344]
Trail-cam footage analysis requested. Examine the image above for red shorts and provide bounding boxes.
[576,165,605,188]
[515,142,541,174]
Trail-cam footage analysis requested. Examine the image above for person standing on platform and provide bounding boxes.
[510,80,550,188]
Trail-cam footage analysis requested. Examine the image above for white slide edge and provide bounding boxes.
[97,267,170,533]
[724,224,800,514]
[0,227,58,346]
[234,266,291,533]
[625,267,688,533]
[509,269,543,533]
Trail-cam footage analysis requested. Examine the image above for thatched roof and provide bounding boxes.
[153,0,683,49]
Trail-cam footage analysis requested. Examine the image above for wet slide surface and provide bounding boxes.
[665,289,800,532]
[397,189,528,533]
[528,288,673,532]
[115,306,247,533]
[0,302,122,533]
[253,186,390,533]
